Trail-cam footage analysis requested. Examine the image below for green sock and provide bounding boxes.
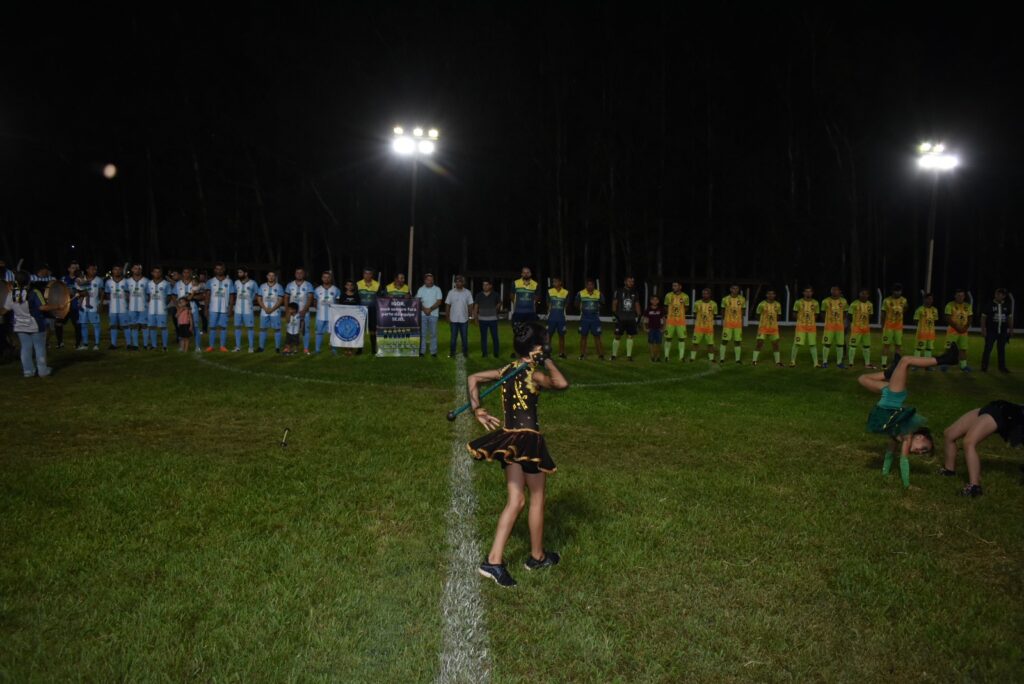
[847,346,855,364]
[882,451,894,476]
[823,345,831,363]
[773,351,781,363]
[959,359,967,369]
[690,349,697,361]
[612,339,620,357]
[863,347,870,364]
[810,347,819,365]
[734,346,741,362]
[925,349,933,358]
[791,344,799,363]
[881,354,888,367]
[679,343,686,360]
[625,338,633,357]
[899,456,911,488]
[752,350,760,363]
[719,344,727,361]
[708,352,715,361]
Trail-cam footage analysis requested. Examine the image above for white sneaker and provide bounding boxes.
[232,347,241,353]
[92,344,100,351]
[248,348,255,353]
[76,344,88,350]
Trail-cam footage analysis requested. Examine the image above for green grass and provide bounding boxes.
[2,324,1023,681]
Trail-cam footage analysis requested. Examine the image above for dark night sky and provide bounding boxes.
[1,4,1020,300]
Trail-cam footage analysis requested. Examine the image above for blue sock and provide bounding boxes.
[235,329,242,349]
[260,331,267,349]
[315,331,323,352]
[142,329,150,347]
[303,324,310,350]
[247,329,254,350]
[93,324,101,345]
[162,329,168,347]
[220,329,227,348]
[275,331,282,349]
[111,329,119,346]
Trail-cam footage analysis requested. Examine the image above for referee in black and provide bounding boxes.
[980,288,1013,373]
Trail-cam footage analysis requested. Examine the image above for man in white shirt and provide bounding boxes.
[314,270,341,354]
[445,275,474,358]
[257,271,286,353]
[145,266,174,350]
[286,268,315,354]
[233,266,260,353]
[125,263,150,350]
[205,262,235,352]
[105,265,130,349]
[416,273,443,357]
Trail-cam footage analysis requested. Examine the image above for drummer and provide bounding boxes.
[56,261,81,350]
[0,271,62,377]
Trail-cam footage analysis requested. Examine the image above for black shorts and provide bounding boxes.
[511,313,539,323]
[614,321,638,336]
[979,400,1024,446]
[176,324,192,339]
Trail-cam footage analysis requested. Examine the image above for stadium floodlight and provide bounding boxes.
[391,124,441,286]
[917,141,960,293]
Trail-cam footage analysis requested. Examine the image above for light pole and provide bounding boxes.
[917,141,959,294]
[392,125,439,287]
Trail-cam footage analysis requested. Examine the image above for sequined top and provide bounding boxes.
[499,363,540,430]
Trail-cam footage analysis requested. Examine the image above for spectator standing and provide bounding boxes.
[473,278,502,358]
[416,273,443,357]
[981,288,1013,373]
[446,275,474,358]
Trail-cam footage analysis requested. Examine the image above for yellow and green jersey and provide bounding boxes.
[721,295,745,329]
[513,278,538,315]
[664,291,689,326]
[793,298,820,332]
[357,279,381,307]
[914,305,939,340]
[882,296,908,330]
[547,287,569,320]
[693,300,718,334]
[576,289,601,320]
[821,297,848,331]
[756,300,781,334]
[385,282,409,298]
[945,301,973,331]
[849,300,873,333]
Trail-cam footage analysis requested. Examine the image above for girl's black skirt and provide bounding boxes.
[467,428,556,474]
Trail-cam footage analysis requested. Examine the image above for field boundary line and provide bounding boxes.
[574,361,721,388]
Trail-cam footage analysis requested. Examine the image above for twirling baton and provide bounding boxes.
[446,361,531,422]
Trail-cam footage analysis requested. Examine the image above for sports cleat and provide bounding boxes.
[256,347,265,353]
[92,344,100,351]
[478,562,517,588]
[249,348,256,354]
[205,346,215,353]
[775,362,785,368]
[788,362,796,368]
[938,468,957,477]
[558,353,567,359]
[751,361,759,366]
[934,343,959,367]
[865,364,878,370]
[837,362,847,369]
[610,355,617,361]
[524,551,561,571]
[627,356,634,362]
[958,484,983,498]
[735,360,742,365]
[822,362,829,369]
[961,366,973,373]
[232,347,241,353]
[76,344,88,351]
[578,355,585,360]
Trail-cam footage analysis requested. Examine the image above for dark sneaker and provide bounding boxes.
[938,468,957,477]
[558,353,567,359]
[578,355,585,360]
[837,362,847,369]
[822,362,829,369]
[935,343,959,367]
[610,355,617,361]
[478,562,517,588]
[883,353,902,380]
[958,484,983,498]
[524,551,561,571]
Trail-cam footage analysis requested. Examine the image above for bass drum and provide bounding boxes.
[44,280,72,320]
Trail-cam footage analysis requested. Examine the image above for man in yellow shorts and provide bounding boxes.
[847,289,876,369]
[689,288,718,362]
[751,289,783,366]
[790,286,820,367]
[913,292,939,360]
[719,284,746,364]
[880,283,907,368]
[663,281,690,362]
[944,288,973,372]
[821,285,848,369]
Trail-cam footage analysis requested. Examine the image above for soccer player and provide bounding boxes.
[313,270,341,354]
[575,278,604,360]
[913,292,939,360]
[511,266,540,323]
[847,289,875,368]
[611,275,641,361]
[820,286,848,369]
[104,265,130,349]
[943,288,973,372]
[233,266,260,353]
[145,266,174,351]
[751,289,783,366]
[546,277,569,359]
[385,273,410,298]
[689,288,718,362]
[790,286,820,367]
[355,268,380,355]
[880,283,907,368]
[76,263,104,350]
[663,281,689,362]
[125,263,149,350]
[719,284,745,364]
[205,262,235,352]
[643,295,666,362]
[257,271,285,352]
[287,267,316,354]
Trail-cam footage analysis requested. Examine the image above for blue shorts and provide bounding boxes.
[234,311,255,328]
[109,312,131,327]
[260,314,282,330]
[511,312,539,323]
[79,310,100,325]
[547,318,567,335]
[147,313,167,328]
[579,318,602,336]
[315,316,332,334]
[209,312,229,329]
[648,330,663,344]
[126,311,147,326]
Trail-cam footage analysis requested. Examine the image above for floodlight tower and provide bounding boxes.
[916,141,959,294]
[391,125,439,287]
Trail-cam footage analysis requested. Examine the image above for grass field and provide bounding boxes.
[2,324,1023,681]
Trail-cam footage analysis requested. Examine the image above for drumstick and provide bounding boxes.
[446,361,530,421]
[280,428,290,448]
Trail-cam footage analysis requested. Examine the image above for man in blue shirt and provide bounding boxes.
[416,272,443,357]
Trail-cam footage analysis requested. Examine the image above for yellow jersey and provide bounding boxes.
[693,300,718,334]
[664,291,690,326]
[721,295,745,330]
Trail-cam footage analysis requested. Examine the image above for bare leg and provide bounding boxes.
[557,332,565,356]
[488,464,526,564]
[943,409,979,471]
[525,471,547,560]
[962,414,999,486]
[887,355,938,392]
[579,335,588,357]
[595,335,605,356]
[858,371,888,394]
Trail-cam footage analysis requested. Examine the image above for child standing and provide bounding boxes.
[467,322,569,588]
[175,297,194,352]
[643,295,665,362]
[283,302,305,356]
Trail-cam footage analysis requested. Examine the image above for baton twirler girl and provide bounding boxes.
[466,322,569,588]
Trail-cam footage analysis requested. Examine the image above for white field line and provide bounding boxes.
[436,356,492,683]
[574,362,721,388]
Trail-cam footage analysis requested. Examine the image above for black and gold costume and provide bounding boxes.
[466,362,556,474]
